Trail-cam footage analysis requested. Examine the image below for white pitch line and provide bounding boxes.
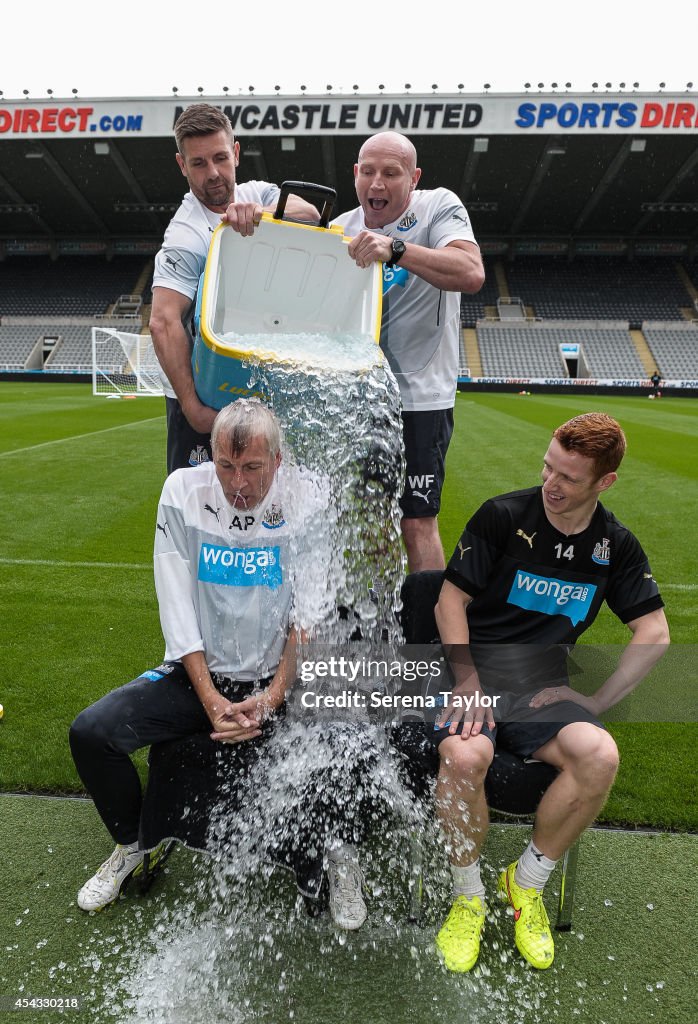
[0,556,695,591]
[0,557,151,571]
[0,415,164,458]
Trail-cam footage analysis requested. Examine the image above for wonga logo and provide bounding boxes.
[198,544,282,589]
[507,570,596,626]
[383,264,408,293]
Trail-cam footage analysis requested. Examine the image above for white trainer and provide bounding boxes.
[327,844,367,931]
[77,843,143,912]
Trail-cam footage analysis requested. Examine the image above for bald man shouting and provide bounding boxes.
[333,132,485,572]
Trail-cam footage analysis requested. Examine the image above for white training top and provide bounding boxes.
[154,461,334,680]
[152,182,281,302]
[332,188,478,411]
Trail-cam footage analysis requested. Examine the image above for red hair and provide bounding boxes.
[553,413,626,477]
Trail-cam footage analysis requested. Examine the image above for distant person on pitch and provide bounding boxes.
[431,413,669,973]
[649,370,663,397]
[333,131,485,572]
[149,103,318,473]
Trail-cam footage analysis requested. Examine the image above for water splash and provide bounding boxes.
[65,334,576,1023]
[95,724,447,1023]
[98,335,439,1020]
[246,341,406,643]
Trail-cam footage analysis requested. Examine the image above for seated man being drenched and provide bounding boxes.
[432,413,669,972]
[70,399,320,912]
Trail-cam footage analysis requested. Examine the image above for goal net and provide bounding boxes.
[92,328,168,397]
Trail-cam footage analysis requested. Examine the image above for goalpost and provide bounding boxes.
[92,327,167,397]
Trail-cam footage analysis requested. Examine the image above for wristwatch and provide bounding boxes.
[385,239,406,268]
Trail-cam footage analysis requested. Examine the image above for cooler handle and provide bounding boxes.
[274,181,337,228]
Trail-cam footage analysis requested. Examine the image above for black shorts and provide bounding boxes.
[430,700,605,760]
[400,408,454,518]
[166,396,213,474]
[389,722,440,798]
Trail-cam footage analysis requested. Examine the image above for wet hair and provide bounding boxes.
[211,399,281,458]
[553,413,627,477]
[174,103,235,154]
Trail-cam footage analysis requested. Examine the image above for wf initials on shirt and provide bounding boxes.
[409,475,434,489]
[409,474,435,503]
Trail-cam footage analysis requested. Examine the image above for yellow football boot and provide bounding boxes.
[498,861,554,969]
[436,894,486,972]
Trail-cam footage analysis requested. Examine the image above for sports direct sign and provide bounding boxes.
[1,93,698,138]
[462,377,698,389]
[0,105,144,136]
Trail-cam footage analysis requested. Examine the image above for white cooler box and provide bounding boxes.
[192,182,383,409]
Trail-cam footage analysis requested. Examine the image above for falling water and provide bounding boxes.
[86,331,463,1022]
[64,331,567,1023]
[244,333,406,642]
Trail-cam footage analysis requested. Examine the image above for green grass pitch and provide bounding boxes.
[0,383,696,828]
[1,382,696,1024]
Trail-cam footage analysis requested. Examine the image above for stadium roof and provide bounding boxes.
[1,91,698,259]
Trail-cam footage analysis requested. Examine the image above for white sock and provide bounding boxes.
[515,841,558,892]
[450,859,486,901]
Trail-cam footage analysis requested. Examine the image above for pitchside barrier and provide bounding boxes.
[458,375,698,397]
[90,328,698,400]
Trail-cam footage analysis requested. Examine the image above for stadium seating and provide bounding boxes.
[569,326,645,378]
[0,256,150,317]
[502,257,693,323]
[1,254,695,384]
[643,322,698,379]
[0,325,44,370]
[477,324,566,376]
[0,321,144,373]
[44,327,96,371]
[476,321,647,379]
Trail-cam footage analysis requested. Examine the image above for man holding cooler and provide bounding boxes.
[333,131,485,572]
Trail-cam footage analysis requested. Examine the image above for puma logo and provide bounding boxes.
[516,528,537,549]
[457,541,472,560]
